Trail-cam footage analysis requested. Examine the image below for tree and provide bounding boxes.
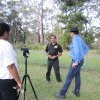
[55,0,91,48]
[0,0,23,44]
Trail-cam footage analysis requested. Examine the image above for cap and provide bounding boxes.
[70,27,79,33]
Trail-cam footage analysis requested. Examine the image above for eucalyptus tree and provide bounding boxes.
[54,0,93,48]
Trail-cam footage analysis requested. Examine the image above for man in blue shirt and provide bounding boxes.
[56,28,89,99]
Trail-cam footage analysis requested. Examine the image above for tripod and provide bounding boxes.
[18,54,38,100]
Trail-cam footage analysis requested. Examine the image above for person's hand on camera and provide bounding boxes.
[17,82,23,91]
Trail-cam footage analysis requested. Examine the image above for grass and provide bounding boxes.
[16,50,100,100]
[16,50,100,70]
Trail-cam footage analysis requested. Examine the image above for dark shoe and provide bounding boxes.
[55,92,66,99]
[46,76,50,82]
[72,91,80,97]
[57,80,62,83]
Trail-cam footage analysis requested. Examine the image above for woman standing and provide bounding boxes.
[56,27,89,99]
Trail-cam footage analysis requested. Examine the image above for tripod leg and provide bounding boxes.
[27,75,38,100]
[17,75,26,100]
[24,75,27,100]
[22,75,25,84]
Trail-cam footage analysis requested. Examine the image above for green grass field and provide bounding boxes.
[17,50,100,100]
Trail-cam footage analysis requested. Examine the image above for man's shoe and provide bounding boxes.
[55,92,66,99]
[57,79,62,83]
[45,77,50,82]
[72,91,80,97]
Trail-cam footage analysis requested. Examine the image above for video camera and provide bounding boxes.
[21,48,29,57]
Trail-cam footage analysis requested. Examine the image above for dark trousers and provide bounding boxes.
[46,60,62,82]
[0,79,17,100]
[60,59,84,95]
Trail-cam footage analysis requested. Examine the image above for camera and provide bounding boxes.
[21,48,29,57]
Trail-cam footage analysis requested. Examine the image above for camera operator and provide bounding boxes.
[0,22,22,100]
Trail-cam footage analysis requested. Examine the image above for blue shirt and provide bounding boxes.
[70,35,89,63]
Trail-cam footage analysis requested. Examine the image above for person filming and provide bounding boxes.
[0,22,22,100]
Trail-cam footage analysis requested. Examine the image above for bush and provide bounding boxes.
[13,43,44,50]
[59,33,71,49]
[29,44,44,50]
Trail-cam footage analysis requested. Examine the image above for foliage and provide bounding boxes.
[59,33,71,49]
[28,44,44,50]
[55,0,93,48]
[0,0,98,48]
[14,43,44,50]
[82,32,94,46]
[0,0,58,45]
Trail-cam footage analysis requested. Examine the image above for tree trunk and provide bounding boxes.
[38,31,40,43]
[39,0,44,44]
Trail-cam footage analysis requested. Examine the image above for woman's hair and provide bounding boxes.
[0,22,10,36]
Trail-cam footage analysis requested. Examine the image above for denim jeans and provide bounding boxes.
[60,59,84,95]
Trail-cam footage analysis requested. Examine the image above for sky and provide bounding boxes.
[2,0,100,29]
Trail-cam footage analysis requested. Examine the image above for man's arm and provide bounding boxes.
[53,44,63,59]
[57,52,62,57]
[72,37,80,68]
[7,64,22,91]
[45,52,54,59]
[3,43,22,90]
[52,52,62,59]
[45,44,54,59]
